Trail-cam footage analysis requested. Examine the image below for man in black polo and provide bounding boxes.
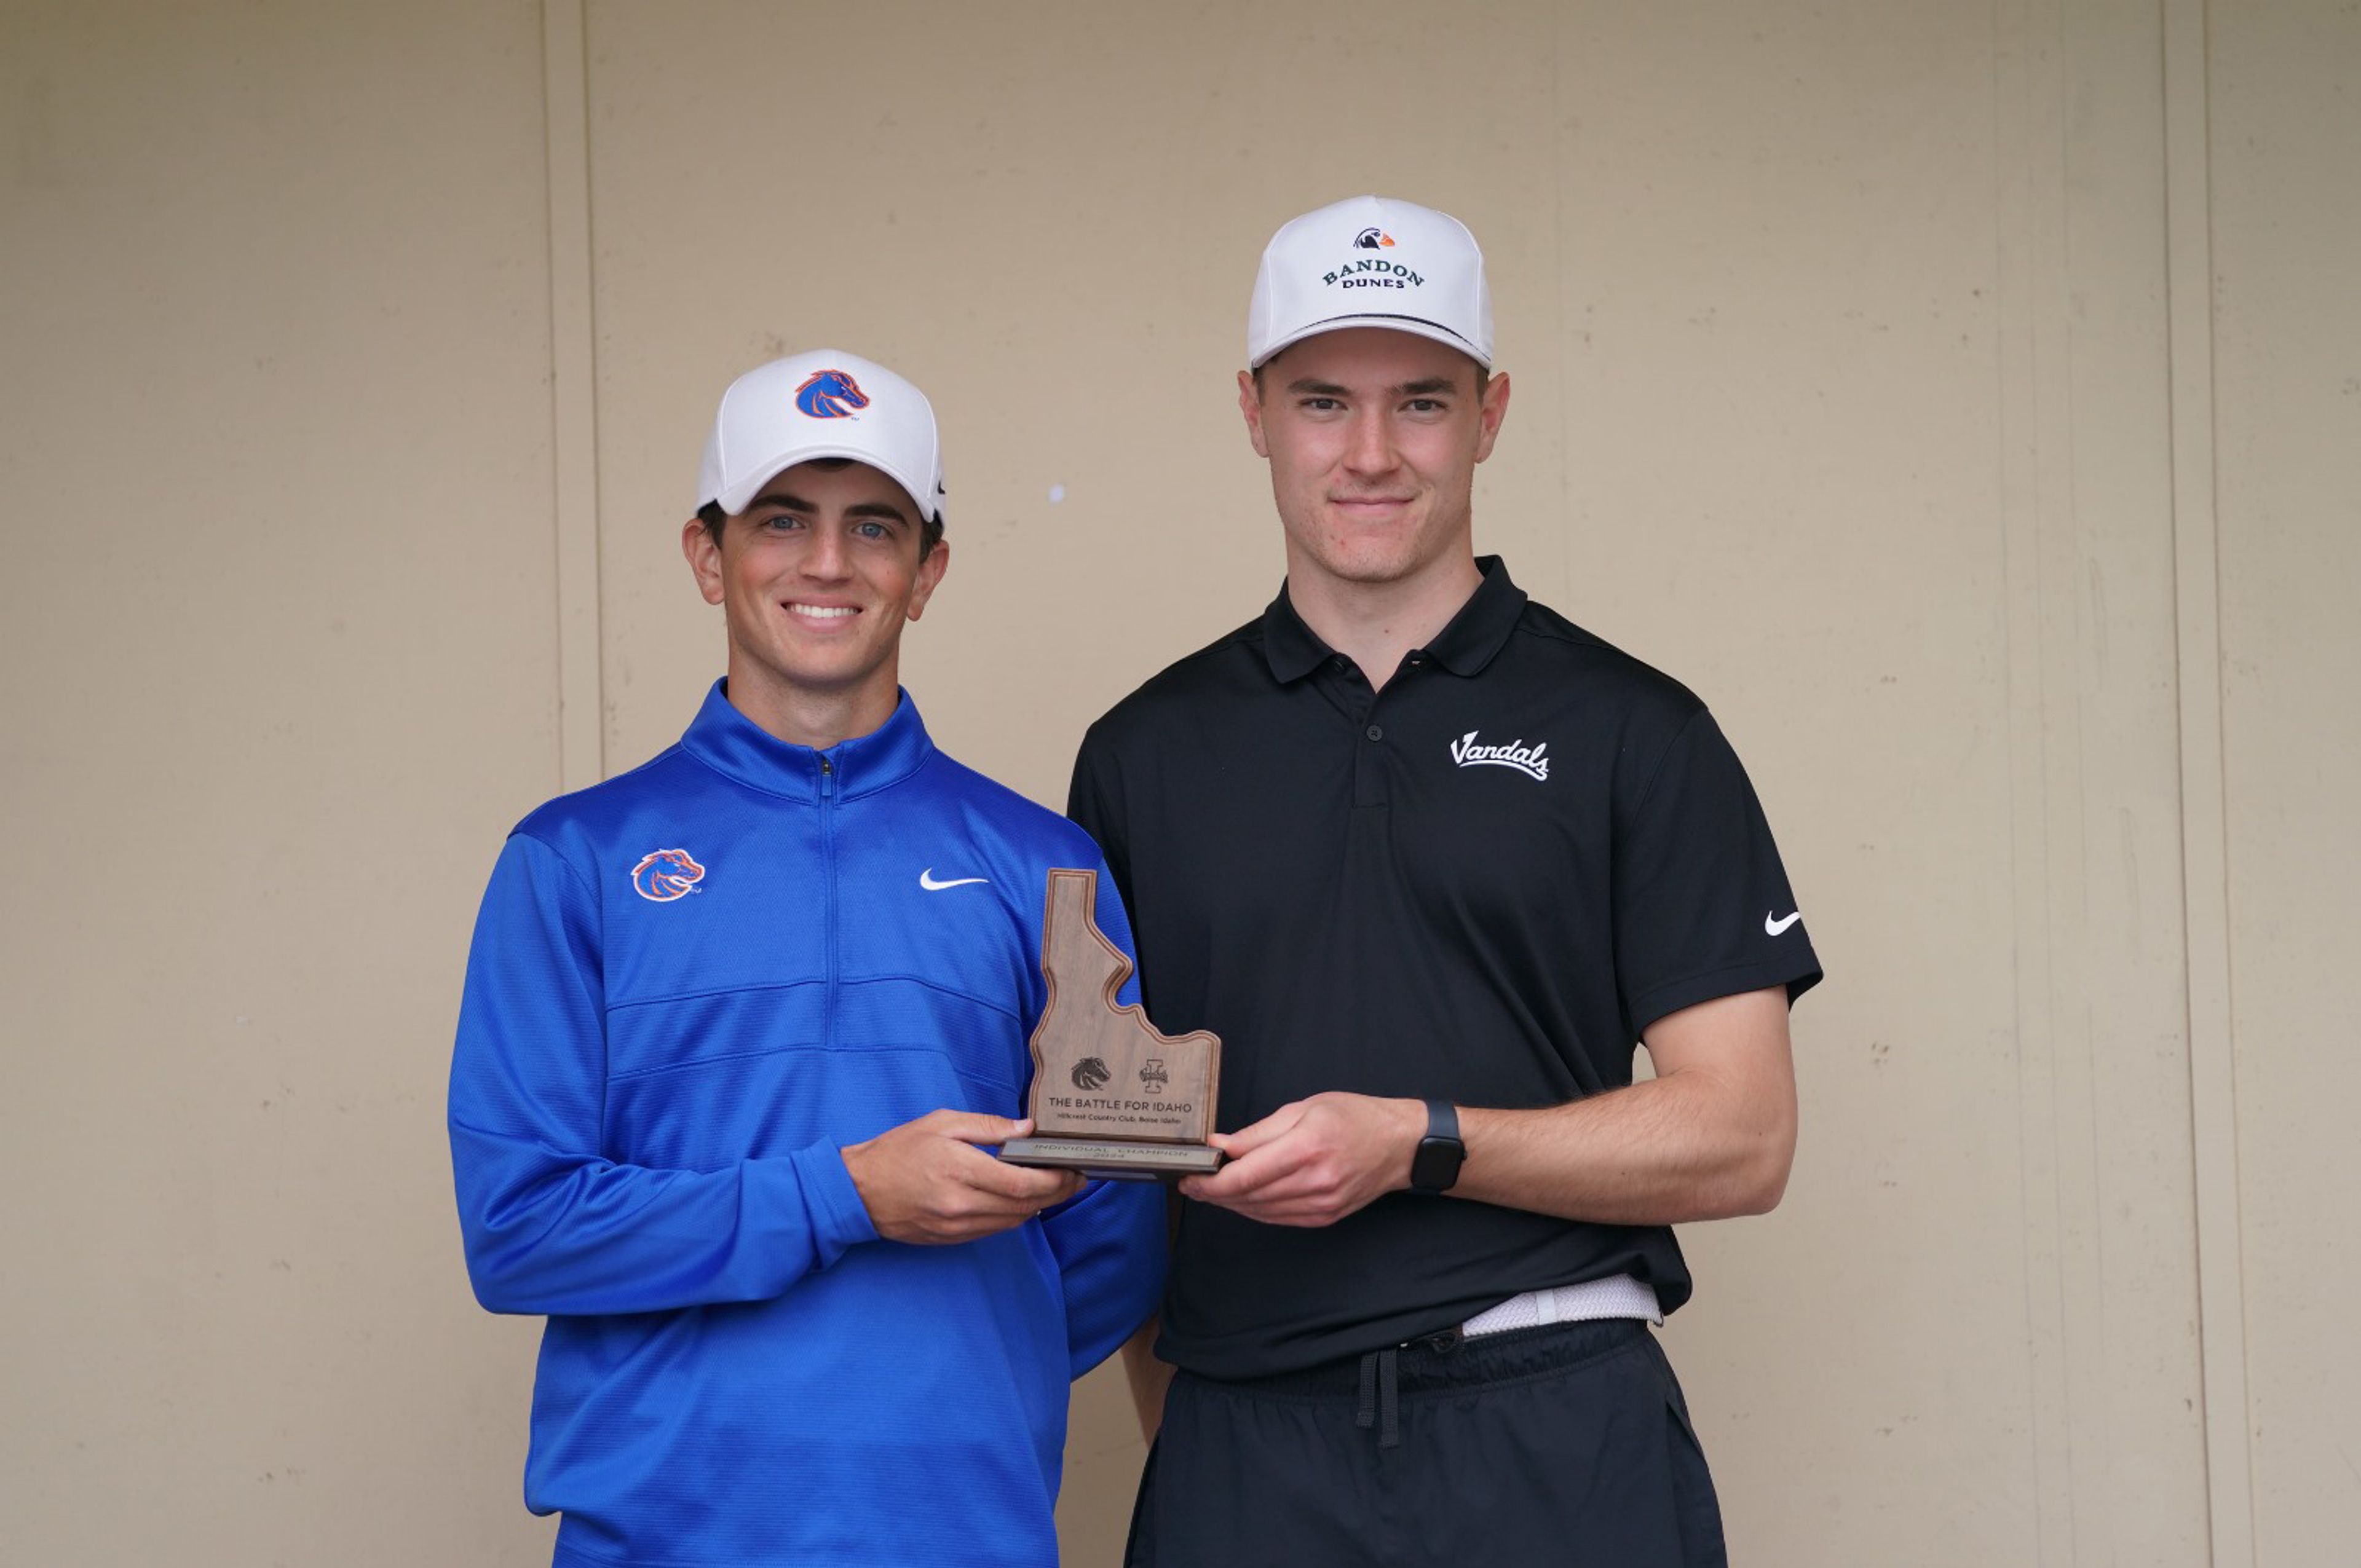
[1069,195,1822,1566]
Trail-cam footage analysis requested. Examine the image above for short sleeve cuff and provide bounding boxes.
[783,1142,880,1266]
[1628,958,1824,1039]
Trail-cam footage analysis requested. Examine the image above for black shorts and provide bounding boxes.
[1125,1318,1726,1568]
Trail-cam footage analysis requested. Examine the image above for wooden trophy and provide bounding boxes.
[999,868,1224,1181]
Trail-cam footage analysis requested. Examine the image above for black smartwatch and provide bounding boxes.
[1408,1099,1465,1192]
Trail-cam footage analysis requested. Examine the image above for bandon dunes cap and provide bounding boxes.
[696,349,947,524]
[1247,195,1493,370]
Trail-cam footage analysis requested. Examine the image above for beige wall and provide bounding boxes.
[3,2,2352,1564]
[2212,6,2361,1561]
[0,1,561,1558]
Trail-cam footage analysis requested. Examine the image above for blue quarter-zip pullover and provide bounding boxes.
[449,683,1165,1567]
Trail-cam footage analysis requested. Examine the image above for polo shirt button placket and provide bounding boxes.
[1354,707,1388,808]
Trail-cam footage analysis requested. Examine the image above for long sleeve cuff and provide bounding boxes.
[781,1141,880,1267]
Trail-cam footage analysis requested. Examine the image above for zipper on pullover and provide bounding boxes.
[819,752,838,1049]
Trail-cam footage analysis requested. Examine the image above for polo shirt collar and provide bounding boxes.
[680,679,934,802]
[1259,583,1334,683]
[1259,555,1527,682]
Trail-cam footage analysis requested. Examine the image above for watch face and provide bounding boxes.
[1412,1137,1465,1192]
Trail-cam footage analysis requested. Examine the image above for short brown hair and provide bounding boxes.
[697,458,943,559]
[1248,356,1490,400]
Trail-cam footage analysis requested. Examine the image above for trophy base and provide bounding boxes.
[1000,1137,1224,1183]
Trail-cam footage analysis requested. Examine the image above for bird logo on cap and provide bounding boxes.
[794,368,870,419]
[1355,227,1396,249]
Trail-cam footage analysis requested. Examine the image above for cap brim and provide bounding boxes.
[710,442,940,524]
[1250,313,1490,371]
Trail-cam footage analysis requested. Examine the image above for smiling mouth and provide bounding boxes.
[785,603,861,620]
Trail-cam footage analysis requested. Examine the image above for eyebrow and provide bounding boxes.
[1283,376,1463,398]
[748,489,912,526]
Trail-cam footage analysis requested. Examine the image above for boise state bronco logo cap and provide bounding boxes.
[696,348,947,524]
[1247,195,1493,370]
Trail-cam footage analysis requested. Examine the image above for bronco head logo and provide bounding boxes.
[794,368,870,419]
[631,848,706,902]
[1355,227,1395,250]
[1070,1057,1112,1091]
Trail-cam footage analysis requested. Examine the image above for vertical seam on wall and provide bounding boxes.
[1995,0,2086,1558]
[1548,9,1576,607]
[544,0,604,791]
[2161,1,2254,1563]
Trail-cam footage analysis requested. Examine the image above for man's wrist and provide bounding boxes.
[1394,1097,1428,1189]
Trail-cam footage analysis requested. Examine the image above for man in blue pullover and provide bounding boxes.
[449,349,1165,1568]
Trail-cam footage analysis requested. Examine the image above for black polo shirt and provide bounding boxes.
[1067,557,1822,1380]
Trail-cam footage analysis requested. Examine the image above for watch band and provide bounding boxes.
[1424,1097,1460,1144]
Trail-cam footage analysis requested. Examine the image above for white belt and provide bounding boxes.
[1461,1275,1663,1339]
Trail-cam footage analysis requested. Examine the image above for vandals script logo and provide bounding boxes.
[1139,1059,1169,1094]
[630,848,706,902]
[1070,1057,1112,1091]
[794,368,869,419]
[1355,227,1396,250]
[1449,731,1551,782]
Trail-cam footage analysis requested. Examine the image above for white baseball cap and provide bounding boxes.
[695,349,946,524]
[1247,195,1493,370]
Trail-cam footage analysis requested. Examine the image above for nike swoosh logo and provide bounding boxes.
[1765,910,1803,936]
[919,869,990,892]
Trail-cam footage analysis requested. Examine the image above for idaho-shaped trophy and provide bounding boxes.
[999,867,1224,1180]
